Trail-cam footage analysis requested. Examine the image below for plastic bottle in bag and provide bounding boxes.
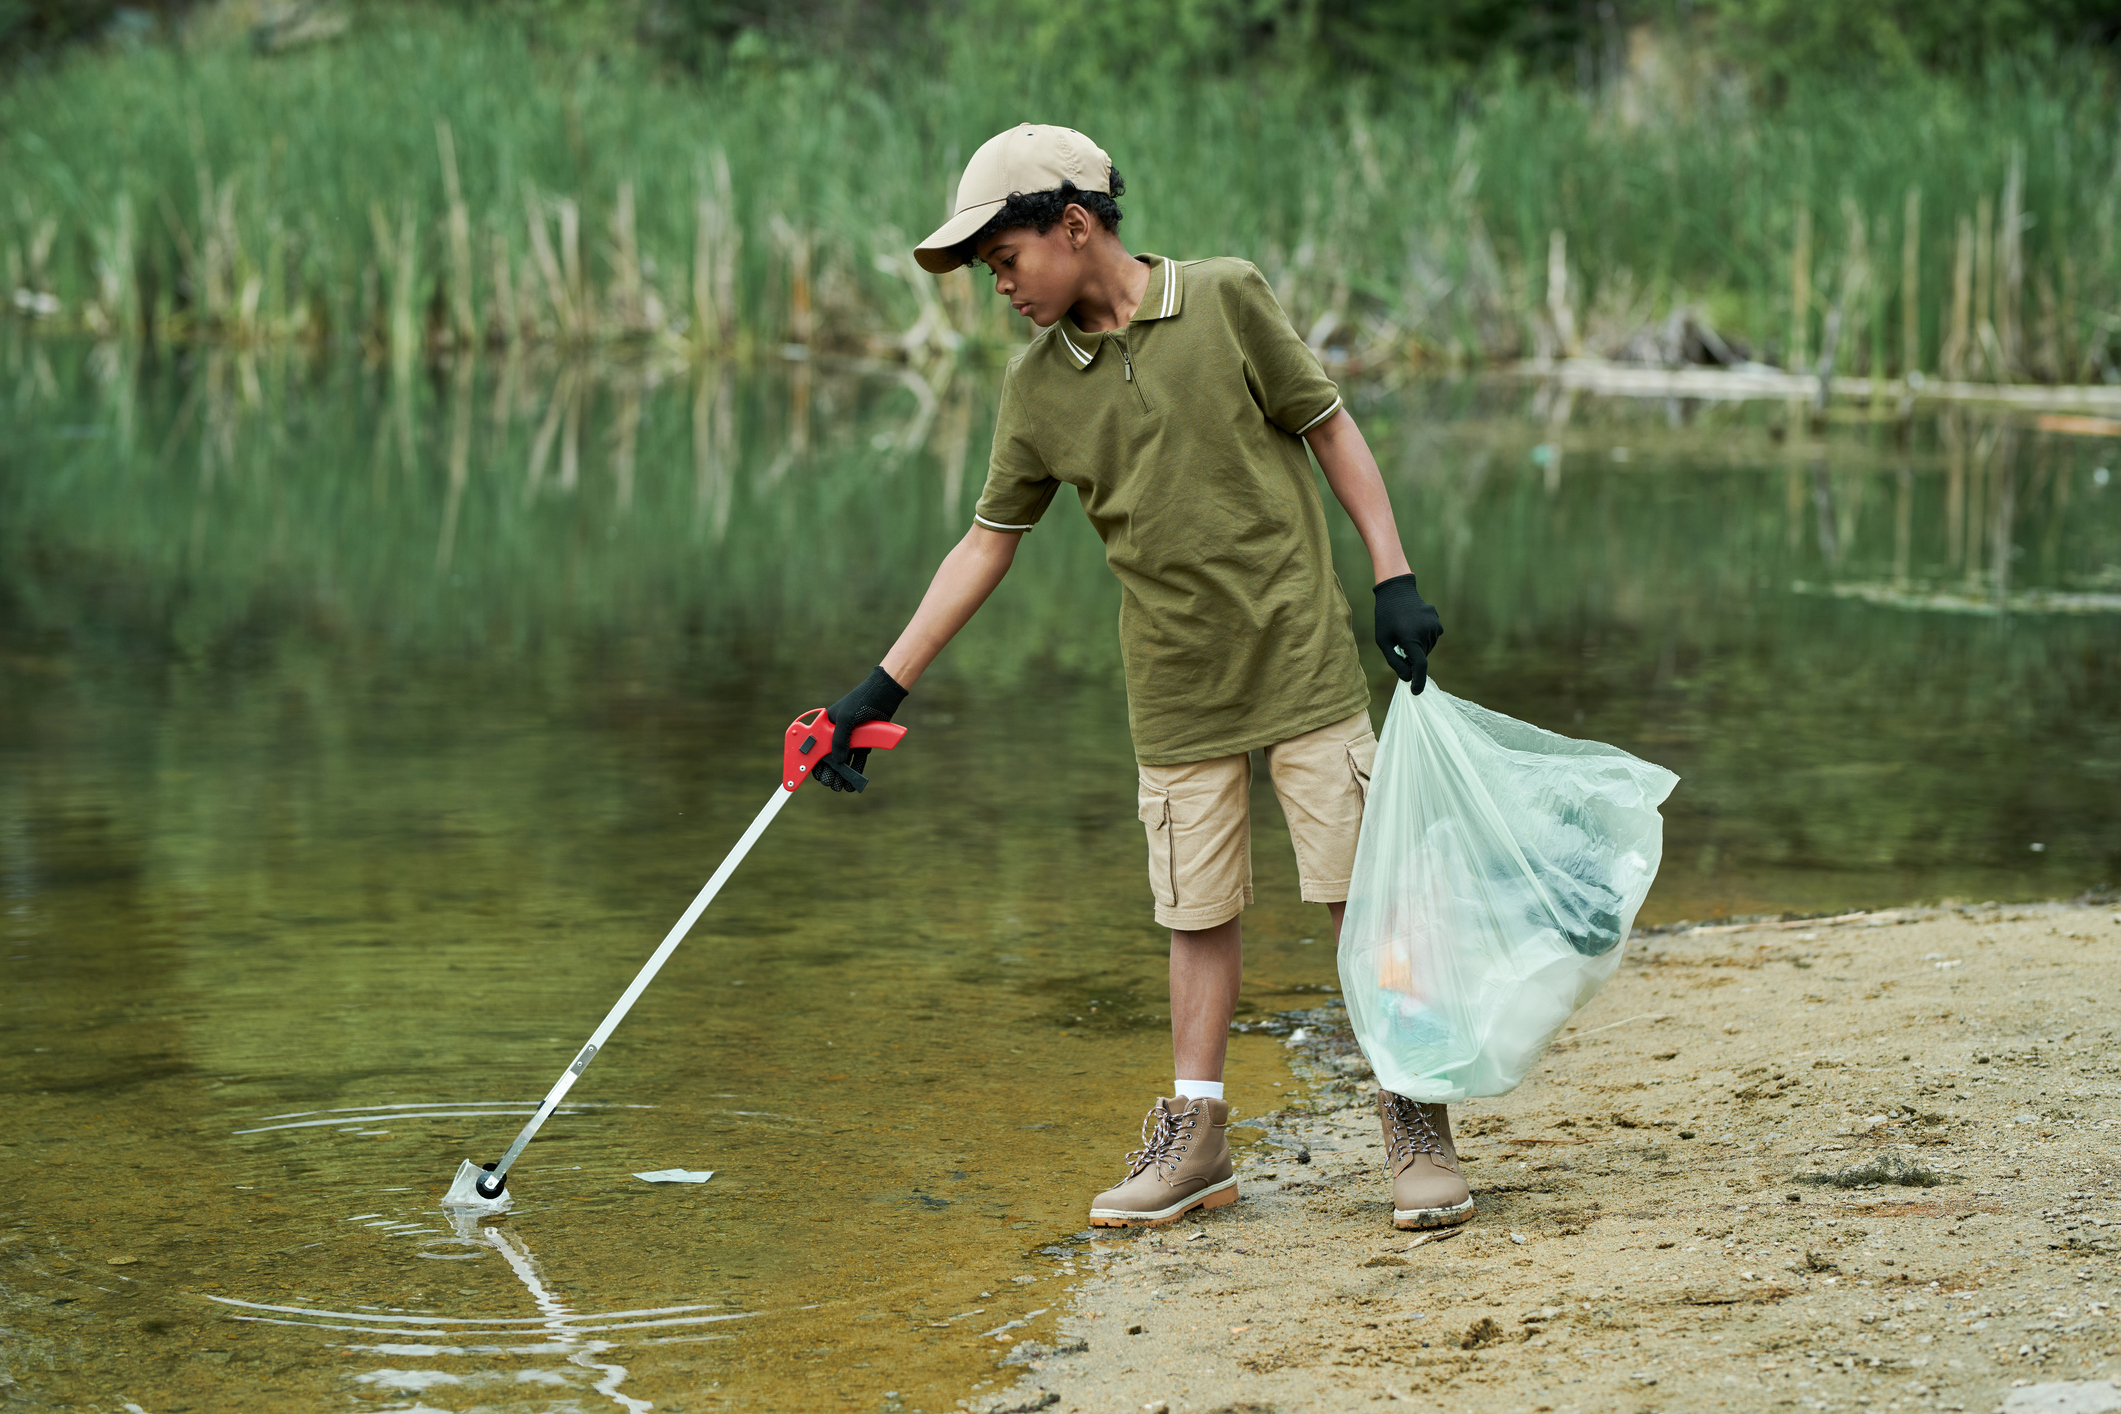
[1339,679,1679,1103]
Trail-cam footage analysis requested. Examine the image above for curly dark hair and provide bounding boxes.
[947,168,1126,268]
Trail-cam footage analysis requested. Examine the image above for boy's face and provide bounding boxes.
[972,205,1095,328]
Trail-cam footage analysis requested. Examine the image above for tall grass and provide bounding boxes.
[3,11,2119,380]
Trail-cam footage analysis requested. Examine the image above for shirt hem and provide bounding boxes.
[1294,395,1344,435]
[1130,686,1373,767]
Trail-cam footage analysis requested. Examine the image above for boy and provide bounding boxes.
[813,124,1470,1232]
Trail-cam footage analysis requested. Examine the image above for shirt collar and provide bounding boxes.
[1054,318,1100,370]
[1053,255,1184,372]
[1132,254,1184,323]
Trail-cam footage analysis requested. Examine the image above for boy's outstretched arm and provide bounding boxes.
[1304,408,1444,693]
[880,525,1022,688]
[813,525,1021,792]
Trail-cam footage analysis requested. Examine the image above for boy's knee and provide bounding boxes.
[1160,897,1247,937]
[1172,930,1242,950]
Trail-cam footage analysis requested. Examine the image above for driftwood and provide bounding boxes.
[1515,356,2121,415]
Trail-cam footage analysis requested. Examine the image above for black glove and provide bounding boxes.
[813,666,909,793]
[1372,574,1443,694]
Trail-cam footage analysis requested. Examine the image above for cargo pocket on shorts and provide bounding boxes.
[1346,730,1377,806]
[1138,785,1176,910]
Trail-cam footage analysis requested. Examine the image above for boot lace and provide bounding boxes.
[1381,1092,1445,1167]
[1123,1101,1199,1180]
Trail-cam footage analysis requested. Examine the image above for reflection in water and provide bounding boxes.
[211,1202,755,1412]
[476,1222,647,1414]
[1,340,2116,1412]
[208,1101,754,1412]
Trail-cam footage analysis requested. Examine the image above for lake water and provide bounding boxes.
[3,337,2115,1412]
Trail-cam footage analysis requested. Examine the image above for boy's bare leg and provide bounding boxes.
[1171,904,1343,1079]
[1087,914,1243,1227]
[1169,915,1244,1082]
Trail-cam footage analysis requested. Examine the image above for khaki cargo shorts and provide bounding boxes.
[1136,708,1377,931]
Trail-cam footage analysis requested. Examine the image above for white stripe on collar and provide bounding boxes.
[1160,257,1176,319]
[1059,328,1092,366]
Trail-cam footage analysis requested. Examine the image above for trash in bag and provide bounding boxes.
[1340,679,1679,1104]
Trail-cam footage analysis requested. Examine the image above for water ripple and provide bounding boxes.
[231,1099,653,1135]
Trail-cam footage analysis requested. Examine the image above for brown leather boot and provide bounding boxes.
[1379,1090,1474,1230]
[1087,1095,1239,1228]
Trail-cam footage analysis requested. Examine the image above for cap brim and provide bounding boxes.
[913,199,1007,274]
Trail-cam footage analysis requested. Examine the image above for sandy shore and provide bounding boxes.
[965,899,2121,1414]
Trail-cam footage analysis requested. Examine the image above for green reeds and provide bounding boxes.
[2,11,2120,382]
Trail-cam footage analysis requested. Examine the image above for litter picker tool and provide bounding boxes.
[444,708,906,1209]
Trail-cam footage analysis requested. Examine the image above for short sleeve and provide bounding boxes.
[972,361,1062,531]
[1235,263,1343,436]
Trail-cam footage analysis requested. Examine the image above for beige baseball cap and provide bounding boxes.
[914,123,1114,274]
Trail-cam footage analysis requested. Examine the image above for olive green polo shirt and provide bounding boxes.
[975,254,1370,765]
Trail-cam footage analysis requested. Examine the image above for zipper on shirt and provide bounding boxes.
[1113,334,1148,411]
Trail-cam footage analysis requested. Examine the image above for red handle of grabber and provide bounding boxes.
[781,709,909,792]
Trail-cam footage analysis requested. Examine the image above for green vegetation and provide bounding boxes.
[2,3,2119,379]
[5,344,2117,909]
[11,2,2113,81]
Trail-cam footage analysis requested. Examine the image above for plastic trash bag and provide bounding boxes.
[1339,679,1679,1103]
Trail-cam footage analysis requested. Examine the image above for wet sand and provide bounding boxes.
[978,899,2121,1414]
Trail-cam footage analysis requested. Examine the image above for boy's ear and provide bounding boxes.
[1063,202,1094,250]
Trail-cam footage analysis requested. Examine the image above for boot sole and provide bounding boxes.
[1392,1196,1476,1230]
[1087,1177,1240,1228]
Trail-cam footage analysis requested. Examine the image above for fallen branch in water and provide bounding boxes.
[1515,357,2121,414]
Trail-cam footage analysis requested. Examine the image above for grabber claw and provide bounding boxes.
[443,1159,512,1213]
[782,708,908,793]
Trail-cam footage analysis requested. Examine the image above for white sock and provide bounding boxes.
[1175,1078,1224,1101]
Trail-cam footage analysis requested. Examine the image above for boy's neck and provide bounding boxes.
[1067,239,1153,334]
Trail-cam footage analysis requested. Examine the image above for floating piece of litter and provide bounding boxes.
[441,1160,513,1213]
[634,1169,715,1184]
